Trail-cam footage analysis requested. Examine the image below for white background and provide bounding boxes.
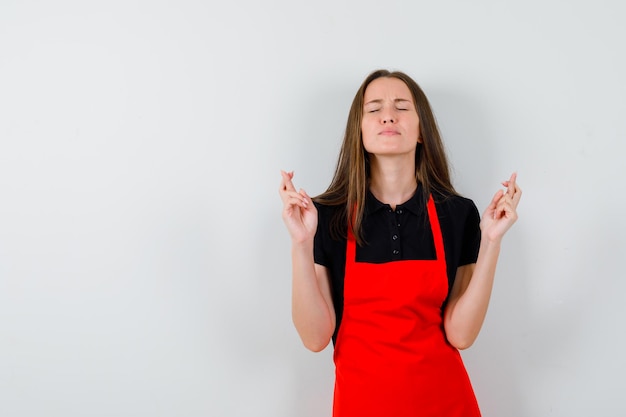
[1,1,624,416]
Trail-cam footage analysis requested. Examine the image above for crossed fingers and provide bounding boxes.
[279,170,309,209]
[493,172,521,219]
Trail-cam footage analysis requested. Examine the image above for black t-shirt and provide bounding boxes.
[313,185,481,342]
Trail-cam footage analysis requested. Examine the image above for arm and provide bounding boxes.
[443,173,522,350]
[279,171,336,352]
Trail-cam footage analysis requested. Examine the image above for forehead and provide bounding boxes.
[363,77,412,102]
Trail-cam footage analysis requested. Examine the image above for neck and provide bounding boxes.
[368,154,418,210]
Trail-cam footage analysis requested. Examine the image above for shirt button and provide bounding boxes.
[392,250,399,255]
[397,209,403,214]
[392,234,398,240]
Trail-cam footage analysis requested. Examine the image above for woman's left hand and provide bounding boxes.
[480,172,522,242]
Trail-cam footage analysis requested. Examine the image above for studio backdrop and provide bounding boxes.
[0,1,624,416]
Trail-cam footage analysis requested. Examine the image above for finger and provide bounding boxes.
[489,189,504,209]
[496,195,519,220]
[284,189,305,199]
[512,182,522,206]
[279,170,297,193]
[295,189,311,205]
[286,194,308,207]
[283,195,308,214]
[493,202,508,221]
[506,172,517,197]
[295,189,306,207]
[494,199,506,220]
[283,190,307,205]
[487,189,504,219]
[280,170,295,191]
[299,188,311,201]
[495,196,509,212]
[504,172,522,207]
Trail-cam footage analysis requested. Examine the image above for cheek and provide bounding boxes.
[361,135,372,152]
[413,120,421,140]
[361,129,375,153]
[361,122,373,142]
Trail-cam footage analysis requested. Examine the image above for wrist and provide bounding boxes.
[480,234,502,250]
[292,239,314,253]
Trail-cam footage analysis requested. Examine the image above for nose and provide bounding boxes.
[381,108,396,124]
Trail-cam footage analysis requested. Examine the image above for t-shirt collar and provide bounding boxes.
[365,182,425,216]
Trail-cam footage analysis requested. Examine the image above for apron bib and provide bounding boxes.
[332,195,481,417]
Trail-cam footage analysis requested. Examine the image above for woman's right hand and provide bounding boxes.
[279,170,318,244]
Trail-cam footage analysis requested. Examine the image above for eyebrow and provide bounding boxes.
[364,98,412,106]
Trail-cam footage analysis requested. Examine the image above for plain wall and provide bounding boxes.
[1,1,624,416]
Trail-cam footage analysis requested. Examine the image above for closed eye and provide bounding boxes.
[395,99,413,111]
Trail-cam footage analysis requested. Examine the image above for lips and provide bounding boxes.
[379,129,400,136]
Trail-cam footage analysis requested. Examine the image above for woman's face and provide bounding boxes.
[361,77,421,158]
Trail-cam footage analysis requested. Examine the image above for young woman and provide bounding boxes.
[279,69,521,417]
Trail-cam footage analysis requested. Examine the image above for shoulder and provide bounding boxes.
[433,191,479,219]
[433,191,481,265]
[432,192,481,244]
[313,201,345,240]
[313,200,339,212]
[313,201,347,267]
[313,201,342,222]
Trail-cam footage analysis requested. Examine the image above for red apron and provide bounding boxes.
[332,195,481,417]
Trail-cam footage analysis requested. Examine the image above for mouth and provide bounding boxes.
[379,130,400,136]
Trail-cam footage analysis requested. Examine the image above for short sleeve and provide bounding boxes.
[459,201,481,266]
[313,202,329,267]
